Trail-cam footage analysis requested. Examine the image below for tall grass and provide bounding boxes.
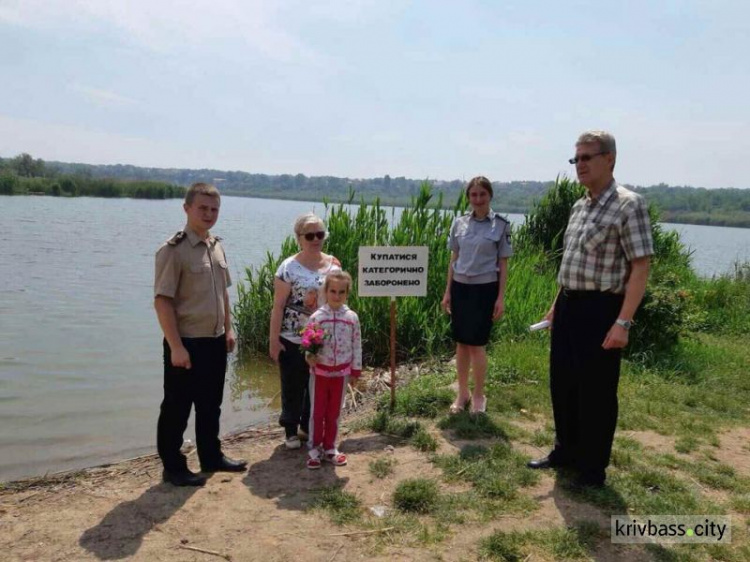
[234,183,560,365]
[236,183,473,364]
[234,178,750,366]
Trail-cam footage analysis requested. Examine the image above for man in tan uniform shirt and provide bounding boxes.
[154,183,247,486]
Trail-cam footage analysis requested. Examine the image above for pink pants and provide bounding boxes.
[308,375,347,451]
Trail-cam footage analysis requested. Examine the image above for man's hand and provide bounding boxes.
[441,292,451,314]
[171,345,192,369]
[602,323,629,349]
[492,298,505,321]
[225,328,236,353]
[543,306,554,329]
[269,339,286,363]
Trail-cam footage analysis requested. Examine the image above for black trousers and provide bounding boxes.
[278,337,310,438]
[549,290,624,478]
[157,336,227,472]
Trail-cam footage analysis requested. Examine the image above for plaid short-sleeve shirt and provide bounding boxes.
[558,180,653,294]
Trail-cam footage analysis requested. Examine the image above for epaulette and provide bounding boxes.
[167,231,187,246]
[493,212,510,224]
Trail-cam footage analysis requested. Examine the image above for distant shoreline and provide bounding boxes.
[6,190,750,229]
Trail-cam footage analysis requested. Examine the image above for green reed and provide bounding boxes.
[235,182,570,365]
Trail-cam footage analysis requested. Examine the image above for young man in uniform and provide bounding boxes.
[527,131,653,488]
[154,182,247,486]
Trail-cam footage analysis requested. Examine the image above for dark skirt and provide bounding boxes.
[450,280,498,346]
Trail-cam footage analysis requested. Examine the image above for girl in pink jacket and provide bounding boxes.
[303,271,362,469]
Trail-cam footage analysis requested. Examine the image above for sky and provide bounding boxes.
[1,0,748,188]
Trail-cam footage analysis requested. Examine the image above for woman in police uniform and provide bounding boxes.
[441,176,513,414]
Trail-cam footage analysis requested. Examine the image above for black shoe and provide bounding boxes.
[201,455,248,473]
[527,456,561,470]
[162,469,207,487]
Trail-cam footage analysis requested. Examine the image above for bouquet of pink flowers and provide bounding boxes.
[299,322,327,356]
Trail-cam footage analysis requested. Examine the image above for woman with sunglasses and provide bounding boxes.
[441,176,513,414]
[269,213,341,449]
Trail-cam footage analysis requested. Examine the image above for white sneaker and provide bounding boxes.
[285,436,301,450]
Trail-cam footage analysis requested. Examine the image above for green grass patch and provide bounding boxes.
[410,428,439,452]
[437,411,511,440]
[310,486,362,525]
[479,521,604,561]
[388,374,455,418]
[368,410,422,439]
[435,442,539,503]
[393,478,440,514]
[368,456,396,479]
[675,435,701,454]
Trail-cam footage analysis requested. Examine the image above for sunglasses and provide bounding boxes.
[302,231,326,241]
[568,151,609,165]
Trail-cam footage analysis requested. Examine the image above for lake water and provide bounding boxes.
[2,195,749,482]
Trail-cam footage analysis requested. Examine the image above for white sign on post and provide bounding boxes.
[357,246,429,297]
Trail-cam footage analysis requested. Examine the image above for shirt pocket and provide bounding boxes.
[189,261,212,274]
[582,219,615,254]
[482,228,501,243]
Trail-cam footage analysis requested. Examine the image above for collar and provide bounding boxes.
[585,179,617,208]
[321,303,349,314]
[184,225,215,247]
[470,208,494,222]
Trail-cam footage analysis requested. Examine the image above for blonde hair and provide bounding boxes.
[293,212,326,236]
[184,182,220,205]
[323,270,353,293]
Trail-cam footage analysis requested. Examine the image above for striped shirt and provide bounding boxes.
[558,180,653,294]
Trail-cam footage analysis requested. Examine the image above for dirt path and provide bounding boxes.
[2,408,747,561]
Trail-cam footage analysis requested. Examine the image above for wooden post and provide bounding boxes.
[390,296,396,411]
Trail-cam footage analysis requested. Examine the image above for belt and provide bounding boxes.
[561,288,622,299]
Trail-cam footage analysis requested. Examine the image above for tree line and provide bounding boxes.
[0,154,184,199]
[3,153,750,226]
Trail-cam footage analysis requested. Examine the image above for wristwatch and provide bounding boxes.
[615,318,632,330]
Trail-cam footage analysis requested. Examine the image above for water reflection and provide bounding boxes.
[228,353,281,412]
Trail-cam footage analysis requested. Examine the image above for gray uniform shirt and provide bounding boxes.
[448,210,513,284]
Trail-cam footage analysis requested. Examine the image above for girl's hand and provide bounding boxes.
[441,292,451,314]
[305,353,317,368]
[492,298,505,321]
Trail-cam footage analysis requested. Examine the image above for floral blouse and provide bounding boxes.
[276,255,340,343]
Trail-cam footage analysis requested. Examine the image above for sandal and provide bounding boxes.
[324,451,347,466]
[449,397,471,415]
[470,395,487,414]
[306,456,321,469]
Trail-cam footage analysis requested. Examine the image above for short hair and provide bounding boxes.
[184,182,220,205]
[577,130,617,156]
[465,176,494,199]
[323,270,353,293]
[293,212,326,236]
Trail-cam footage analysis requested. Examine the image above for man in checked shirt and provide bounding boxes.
[527,130,654,488]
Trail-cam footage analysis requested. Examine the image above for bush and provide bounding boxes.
[393,478,439,513]
[688,262,750,335]
[517,176,695,360]
[515,176,584,262]
[0,172,18,194]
